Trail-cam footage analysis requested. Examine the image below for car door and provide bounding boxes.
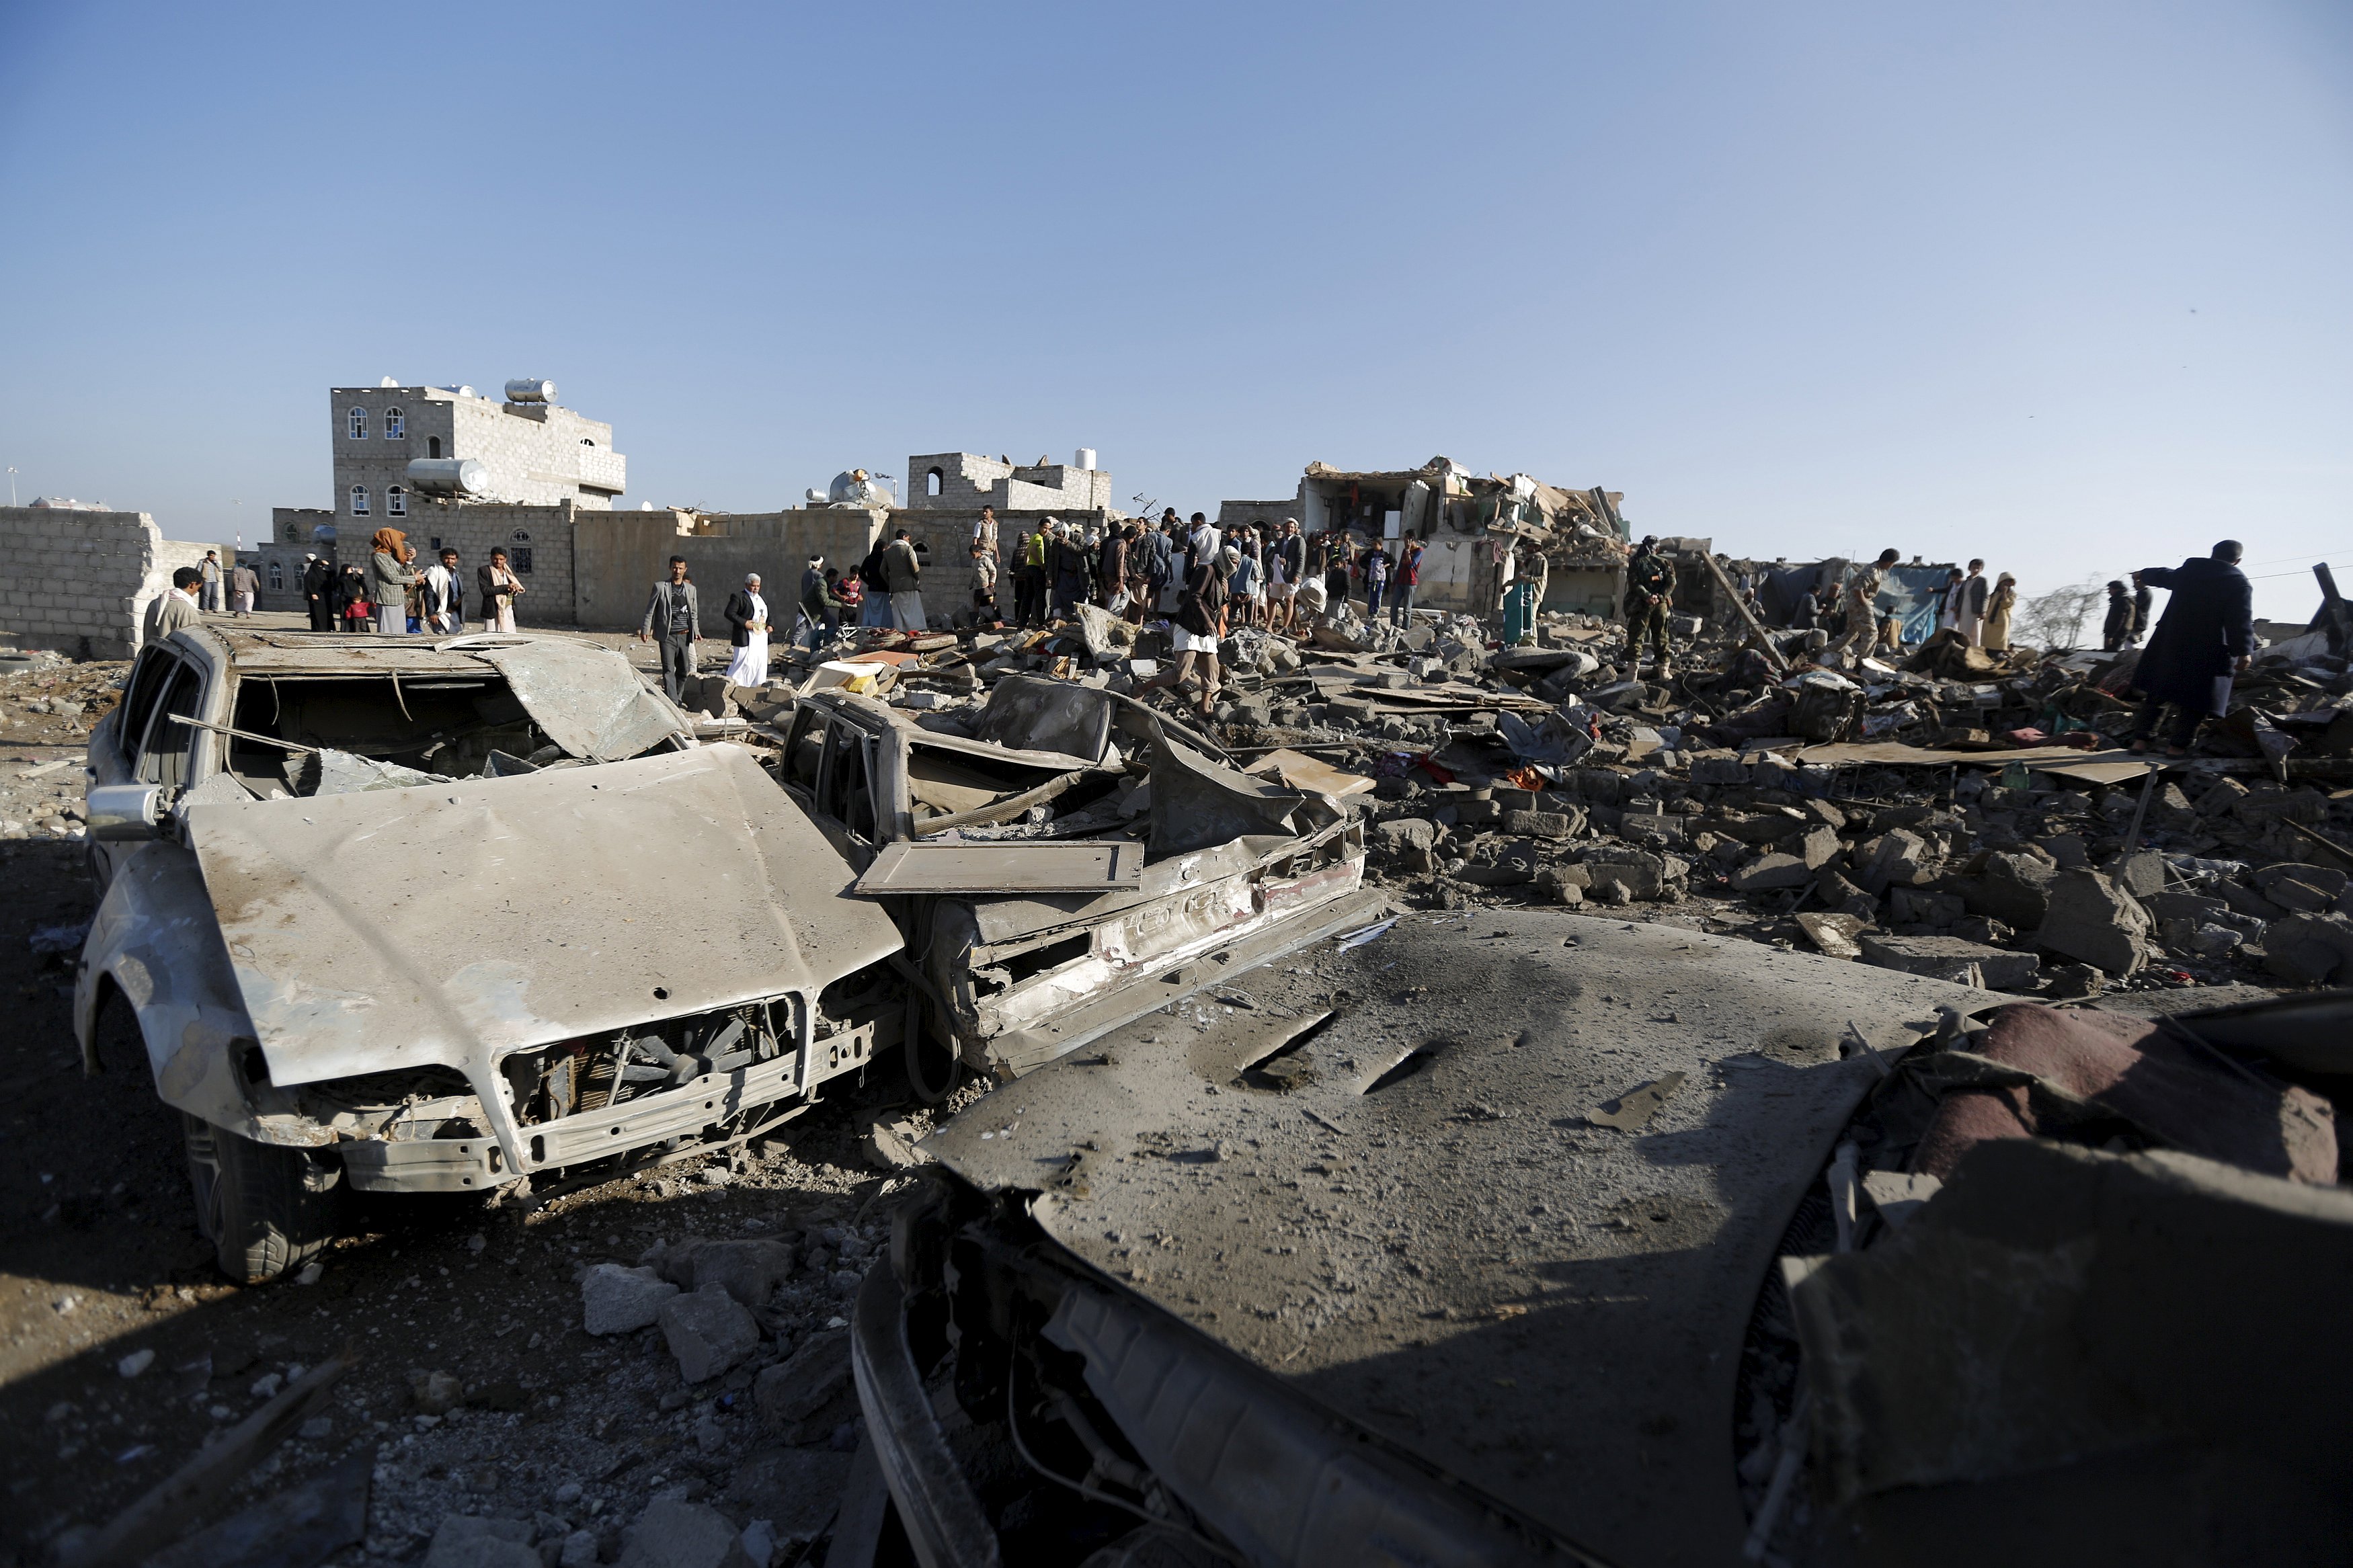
[87,646,194,889]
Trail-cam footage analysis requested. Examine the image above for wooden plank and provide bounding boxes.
[1698,550,1790,673]
[855,838,1144,895]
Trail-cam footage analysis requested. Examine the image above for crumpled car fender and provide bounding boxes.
[75,839,276,1141]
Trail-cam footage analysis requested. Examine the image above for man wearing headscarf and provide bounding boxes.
[2125,540,2253,755]
[368,528,420,635]
[1983,573,2017,651]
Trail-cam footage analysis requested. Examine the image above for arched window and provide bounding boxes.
[387,485,406,517]
[350,485,370,515]
[268,561,284,591]
[427,436,442,459]
[346,407,368,439]
[385,407,405,439]
[926,466,943,497]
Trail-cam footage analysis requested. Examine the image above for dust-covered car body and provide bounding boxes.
[76,630,903,1276]
[772,675,1381,1081]
[848,913,2353,1568]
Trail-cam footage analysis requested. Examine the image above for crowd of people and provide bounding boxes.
[147,515,2260,761]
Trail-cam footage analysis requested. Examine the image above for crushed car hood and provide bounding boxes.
[186,743,902,1087]
[925,911,1995,1567]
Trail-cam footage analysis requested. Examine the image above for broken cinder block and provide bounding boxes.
[659,1284,762,1384]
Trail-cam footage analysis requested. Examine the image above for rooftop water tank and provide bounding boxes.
[505,379,556,404]
[1074,448,1096,470]
[405,458,491,497]
[827,469,895,507]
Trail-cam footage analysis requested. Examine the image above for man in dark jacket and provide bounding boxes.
[2130,573,2153,645]
[1096,527,1127,612]
[637,555,701,702]
[1047,520,1089,621]
[1626,536,1676,677]
[2101,581,2137,651]
[2125,541,2254,755]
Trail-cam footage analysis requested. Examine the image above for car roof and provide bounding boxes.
[166,628,570,678]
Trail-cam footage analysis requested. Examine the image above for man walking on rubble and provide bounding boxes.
[881,529,926,631]
[2130,572,2153,646]
[1827,548,1902,667]
[2124,540,2253,757]
[1140,544,1235,718]
[1626,536,1675,677]
[639,555,701,702]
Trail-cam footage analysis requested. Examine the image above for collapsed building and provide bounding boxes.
[1222,456,1640,618]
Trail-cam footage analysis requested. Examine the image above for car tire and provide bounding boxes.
[181,1114,342,1284]
[903,991,959,1105]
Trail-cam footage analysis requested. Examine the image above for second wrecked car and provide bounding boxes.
[773,674,1384,1089]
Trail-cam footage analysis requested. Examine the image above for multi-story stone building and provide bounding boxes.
[329,379,626,525]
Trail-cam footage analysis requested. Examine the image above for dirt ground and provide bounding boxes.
[0,722,961,1565]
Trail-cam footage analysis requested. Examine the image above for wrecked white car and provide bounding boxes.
[77,630,905,1282]
[773,675,1382,1091]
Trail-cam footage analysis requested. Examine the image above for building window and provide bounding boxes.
[346,407,368,439]
[427,436,442,458]
[268,561,284,591]
[387,485,406,517]
[385,407,405,439]
[926,466,943,497]
[511,548,533,574]
[350,485,370,515]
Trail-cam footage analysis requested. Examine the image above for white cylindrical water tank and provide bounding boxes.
[405,458,491,497]
[505,379,556,404]
[1074,448,1096,470]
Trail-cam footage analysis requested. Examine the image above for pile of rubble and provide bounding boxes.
[0,647,118,841]
[731,578,2353,1007]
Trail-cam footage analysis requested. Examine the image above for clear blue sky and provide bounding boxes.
[3,1,2348,621]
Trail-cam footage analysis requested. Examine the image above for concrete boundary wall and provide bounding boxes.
[0,507,230,658]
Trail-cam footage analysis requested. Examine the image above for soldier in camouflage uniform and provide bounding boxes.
[1625,536,1676,678]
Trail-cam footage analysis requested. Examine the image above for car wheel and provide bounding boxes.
[181,1114,342,1284]
[903,991,960,1105]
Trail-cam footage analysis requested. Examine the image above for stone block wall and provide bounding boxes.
[0,507,231,658]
